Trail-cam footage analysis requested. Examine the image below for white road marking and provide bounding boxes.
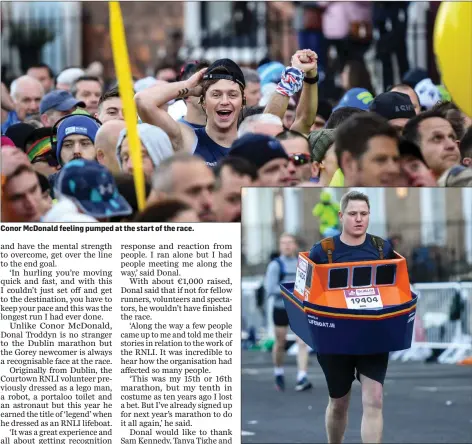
[242,431,255,436]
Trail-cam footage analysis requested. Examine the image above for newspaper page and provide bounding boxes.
[0,223,241,444]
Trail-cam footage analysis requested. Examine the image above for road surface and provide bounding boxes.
[241,350,472,443]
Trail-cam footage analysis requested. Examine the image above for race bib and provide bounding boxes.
[294,257,308,296]
[344,288,383,310]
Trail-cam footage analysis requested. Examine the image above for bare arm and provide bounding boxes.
[263,50,318,133]
[135,69,207,152]
[1,83,16,112]
[263,92,289,121]
[291,63,318,135]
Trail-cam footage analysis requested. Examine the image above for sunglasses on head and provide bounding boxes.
[32,153,59,167]
[289,153,311,166]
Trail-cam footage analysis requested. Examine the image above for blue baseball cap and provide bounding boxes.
[56,115,101,163]
[40,90,85,115]
[257,61,285,87]
[333,88,374,111]
[55,159,132,218]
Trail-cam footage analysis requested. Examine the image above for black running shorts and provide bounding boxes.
[317,352,389,398]
[273,307,290,327]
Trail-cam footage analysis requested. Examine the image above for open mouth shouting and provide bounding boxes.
[216,109,234,122]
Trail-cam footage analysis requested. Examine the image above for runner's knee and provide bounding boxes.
[329,395,350,416]
[362,387,383,411]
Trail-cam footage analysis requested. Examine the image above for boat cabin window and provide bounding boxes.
[328,268,349,289]
[352,266,372,287]
[375,264,396,285]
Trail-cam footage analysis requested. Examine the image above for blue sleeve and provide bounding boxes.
[309,243,326,264]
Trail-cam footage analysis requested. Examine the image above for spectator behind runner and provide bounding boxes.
[2,76,44,133]
[335,113,400,186]
[265,233,313,392]
[309,128,337,185]
[54,159,132,221]
[96,87,124,123]
[4,123,36,151]
[398,139,438,187]
[276,129,313,185]
[135,58,246,166]
[325,106,365,129]
[35,171,53,215]
[213,156,257,222]
[177,61,211,129]
[148,153,216,222]
[241,68,262,108]
[71,75,103,116]
[27,63,55,94]
[55,67,85,92]
[1,146,43,222]
[134,200,199,223]
[39,90,85,127]
[95,120,126,175]
[388,84,421,115]
[238,114,284,138]
[116,123,174,181]
[229,134,291,186]
[369,91,416,134]
[24,127,60,178]
[55,114,101,166]
[432,101,471,141]
[460,127,472,168]
[403,110,461,180]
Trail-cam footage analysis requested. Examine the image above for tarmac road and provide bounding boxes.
[241,350,472,443]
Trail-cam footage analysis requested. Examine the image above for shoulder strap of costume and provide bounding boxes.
[321,237,335,264]
[370,235,384,260]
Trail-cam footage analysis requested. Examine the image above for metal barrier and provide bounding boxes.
[242,278,472,363]
[390,282,471,364]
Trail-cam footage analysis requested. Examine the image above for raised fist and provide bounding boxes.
[291,49,318,76]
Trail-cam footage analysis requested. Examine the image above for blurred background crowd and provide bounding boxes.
[1,1,472,223]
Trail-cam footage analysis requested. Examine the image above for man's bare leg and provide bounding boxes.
[325,391,351,443]
[360,375,383,443]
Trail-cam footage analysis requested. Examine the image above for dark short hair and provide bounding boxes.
[36,172,50,193]
[403,109,455,147]
[179,60,210,82]
[460,127,472,160]
[70,75,102,97]
[335,113,399,169]
[98,87,120,109]
[213,156,258,190]
[432,101,467,140]
[27,63,54,79]
[154,62,177,77]
[325,106,365,129]
[133,199,193,222]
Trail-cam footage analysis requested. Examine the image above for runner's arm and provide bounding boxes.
[135,70,206,152]
[264,261,282,298]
